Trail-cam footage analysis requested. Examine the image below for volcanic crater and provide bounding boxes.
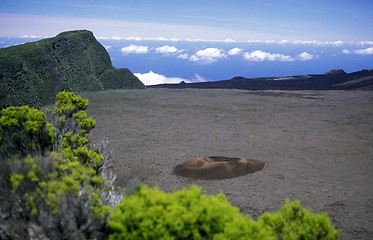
[173,156,265,180]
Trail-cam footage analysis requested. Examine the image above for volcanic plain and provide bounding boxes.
[82,89,373,240]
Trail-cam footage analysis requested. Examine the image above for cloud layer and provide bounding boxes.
[134,71,188,85]
[134,71,206,86]
[343,47,373,55]
[97,35,373,46]
[119,44,318,64]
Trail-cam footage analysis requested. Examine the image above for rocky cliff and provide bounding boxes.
[0,30,145,108]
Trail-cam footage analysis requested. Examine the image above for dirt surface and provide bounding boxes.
[82,89,373,240]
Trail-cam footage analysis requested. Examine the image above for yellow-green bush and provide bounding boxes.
[52,91,103,173]
[258,200,339,240]
[0,92,110,239]
[109,185,273,240]
[0,105,55,158]
[53,91,89,117]
[109,186,339,240]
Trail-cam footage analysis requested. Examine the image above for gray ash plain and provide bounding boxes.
[82,89,373,240]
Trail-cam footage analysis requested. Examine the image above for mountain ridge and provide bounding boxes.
[0,30,145,108]
[149,69,373,91]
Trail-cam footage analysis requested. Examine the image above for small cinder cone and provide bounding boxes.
[173,156,264,180]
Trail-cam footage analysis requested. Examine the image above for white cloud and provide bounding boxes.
[185,38,236,43]
[134,71,191,86]
[331,40,344,46]
[278,40,289,44]
[222,38,236,43]
[20,34,42,38]
[354,47,373,55]
[155,45,182,55]
[98,36,240,42]
[134,72,207,85]
[96,36,354,45]
[293,40,318,45]
[104,37,240,43]
[122,36,142,41]
[247,40,276,43]
[244,39,348,46]
[296,52,317,61]
[121,44,149,55]
[243,50,294,62]
[358,41,373,45]
[228,48,243,56]
[189,48,226,64]
[292,40,345,45]
[321,40,343,45]
[113,36,182,41]
[342,47,373,55]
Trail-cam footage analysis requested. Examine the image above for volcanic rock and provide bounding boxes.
[324,69,347,76]
[149,69,373,90]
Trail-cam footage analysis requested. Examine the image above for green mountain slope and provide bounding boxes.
[0,30,145,108]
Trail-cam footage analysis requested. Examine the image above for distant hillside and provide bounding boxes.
[149,69,373,91]
[0,30,145,108]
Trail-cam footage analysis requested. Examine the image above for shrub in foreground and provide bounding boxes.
[259,199,339,240]
[109,185,339,240]
[0,92,111,239]
[109,185,273,240]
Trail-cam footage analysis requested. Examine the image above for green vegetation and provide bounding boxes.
[0,30,144,108]
[0,92,339,239]
[0,92,111,239]
[0,105,54,158]
[109,185,339,240]
[109,185,273,240]
[258,200,339,240]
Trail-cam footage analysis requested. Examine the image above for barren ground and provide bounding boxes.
[82,89,373,240]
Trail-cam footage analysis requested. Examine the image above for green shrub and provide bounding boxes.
[0,92,111,239]
[51,91,103,172]
[0,106,55,159]
[53,91,89,117]
[109,186,339,240]
[109,185,273,240]
[258,199,339,240]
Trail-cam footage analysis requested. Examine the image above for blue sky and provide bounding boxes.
[1,0,373,41]
[0,0,372,85]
